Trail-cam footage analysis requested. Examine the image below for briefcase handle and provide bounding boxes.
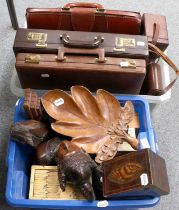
[149,43,179,95]
[64,2,104,10]
[57,47,106,63]
[60,34,104,49]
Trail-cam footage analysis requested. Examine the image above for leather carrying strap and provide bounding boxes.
[64,2,104,9]
[152,23,160,45]
[70,7,96,31]
[57,47,106,63]
[149,42,179,95]
[60,34,104,49]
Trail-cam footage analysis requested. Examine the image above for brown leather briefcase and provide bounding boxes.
[15,48,146,94]
[142,13,169,51]
[13,28,149,59]
[26,2,141,35]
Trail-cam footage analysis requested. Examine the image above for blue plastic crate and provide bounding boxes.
[6,96,160,209]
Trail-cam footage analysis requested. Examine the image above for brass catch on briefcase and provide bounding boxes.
[115,37,136,48]
[25,54,40,64]
[95,57,107,63]
[113,48,126,52]
[27,32,47,42]
[36,41,47,48]
[27,32,48,48]
[120,60,136,68]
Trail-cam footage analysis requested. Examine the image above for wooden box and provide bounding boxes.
[102,149,170,198]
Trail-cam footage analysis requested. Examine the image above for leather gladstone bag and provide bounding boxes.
[15,48,146,94]
[26,2,141,35]
[13,28,148,59]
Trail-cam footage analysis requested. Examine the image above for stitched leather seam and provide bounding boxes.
[27,12,140,19]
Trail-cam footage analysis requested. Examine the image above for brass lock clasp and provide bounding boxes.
[120,59,136,68]
[36,41,47,48]
[25,54,40,64]
[27,32,48,48]
[115,37,136,48]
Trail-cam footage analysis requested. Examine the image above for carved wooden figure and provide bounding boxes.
[57,140,98,200]
[10,120,50,148]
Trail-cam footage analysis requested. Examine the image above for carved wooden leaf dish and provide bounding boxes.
[41,86,139,163]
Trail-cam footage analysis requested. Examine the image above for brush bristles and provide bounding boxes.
[29,165,85,200]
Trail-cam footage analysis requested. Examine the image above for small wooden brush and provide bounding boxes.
[29,165,85,200]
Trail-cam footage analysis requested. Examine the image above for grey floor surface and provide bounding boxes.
[0,0,179,209]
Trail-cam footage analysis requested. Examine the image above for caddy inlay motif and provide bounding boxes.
[108,161,143,184]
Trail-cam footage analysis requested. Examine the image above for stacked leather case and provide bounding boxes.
[13,29,149,59]
[16,48,146,93]
[13,2,177,96]
[26,2,141,34]
[14,26,148,93]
